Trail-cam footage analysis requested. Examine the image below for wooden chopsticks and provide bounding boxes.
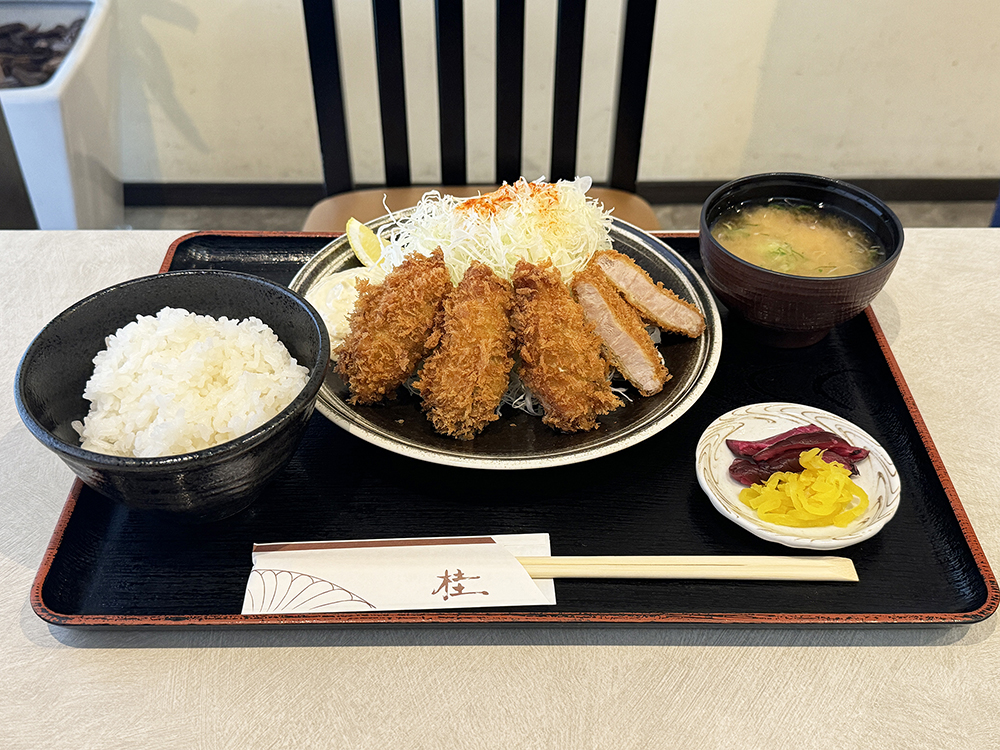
[515,555,858,582]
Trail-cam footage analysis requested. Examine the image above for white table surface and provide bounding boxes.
[1,229,998,749]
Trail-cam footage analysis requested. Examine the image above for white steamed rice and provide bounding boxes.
[72,307,310,458]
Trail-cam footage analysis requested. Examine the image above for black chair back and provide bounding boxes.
[302,0,657,197]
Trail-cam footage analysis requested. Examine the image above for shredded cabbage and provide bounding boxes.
[373,177,613,284]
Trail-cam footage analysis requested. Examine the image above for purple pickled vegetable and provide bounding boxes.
[823,443,869,462]
[729,458,771,486]
[728,451,858,486]
[751,430,868,463]
[725,423,867,486]
[725,424,824,458]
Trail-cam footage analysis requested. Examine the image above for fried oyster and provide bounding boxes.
[415,262,516,440]
[334,248,452,405]
[511,259,621,432]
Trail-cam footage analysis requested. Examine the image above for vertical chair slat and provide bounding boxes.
[373,0,411,186]
[305,0,657,200]
[436,0,467,185]
[549,0,586,182]
[610,0,656,193]
[302,0,353,195]
[495,0,525,184]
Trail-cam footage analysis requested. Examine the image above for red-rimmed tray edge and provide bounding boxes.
[29,230,999,629]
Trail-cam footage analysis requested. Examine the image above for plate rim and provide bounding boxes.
[290,214,722,469]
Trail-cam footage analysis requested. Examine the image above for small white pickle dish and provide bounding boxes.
[695,402,900,550]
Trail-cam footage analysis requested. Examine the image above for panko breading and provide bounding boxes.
[593,249,705,338]
[334,248,452,404]
[572,264,671,397]
[511,259,621,432]
[414,262,515,440]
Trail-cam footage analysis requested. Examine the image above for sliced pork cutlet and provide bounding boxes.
[592,249,705,337]
[414,262,516,440]
[511,259,622,432]
[572,265,671,397]
[334,248,452,405]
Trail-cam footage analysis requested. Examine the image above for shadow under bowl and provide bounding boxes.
[699,173,904,347]
[14,270,330,522]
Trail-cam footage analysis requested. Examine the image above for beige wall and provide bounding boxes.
[117,0,1000,186]
[642,0,1000,181]
[118,0,320,183]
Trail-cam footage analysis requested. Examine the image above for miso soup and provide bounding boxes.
[711,201,885,277]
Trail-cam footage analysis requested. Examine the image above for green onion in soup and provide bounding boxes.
[711,202,884,277]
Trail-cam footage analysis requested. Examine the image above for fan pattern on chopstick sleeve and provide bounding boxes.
[244,569,375,613]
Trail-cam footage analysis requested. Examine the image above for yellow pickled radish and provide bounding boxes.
[738,448,868,528]
[345,216,383,267]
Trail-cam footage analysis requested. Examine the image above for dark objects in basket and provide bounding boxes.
[699,173,904,348]
[14,269,330,522]
[0,19,84,88]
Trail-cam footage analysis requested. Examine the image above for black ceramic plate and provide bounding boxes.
[289,217,722,469]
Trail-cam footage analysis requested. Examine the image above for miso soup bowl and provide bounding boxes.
[15,270,330,523]
[699,173,904,347]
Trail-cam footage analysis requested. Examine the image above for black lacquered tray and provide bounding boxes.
[31,231,998,628]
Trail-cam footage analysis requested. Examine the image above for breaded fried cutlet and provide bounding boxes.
[592,249,705,338]
[334,248,452,404]
[511,259,622,432]
[414,262,515,440]
[572,264,671,397]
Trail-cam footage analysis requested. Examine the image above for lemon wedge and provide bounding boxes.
[345,217,382,267]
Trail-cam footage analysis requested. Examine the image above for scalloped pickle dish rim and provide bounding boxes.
[695,401,901,550]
